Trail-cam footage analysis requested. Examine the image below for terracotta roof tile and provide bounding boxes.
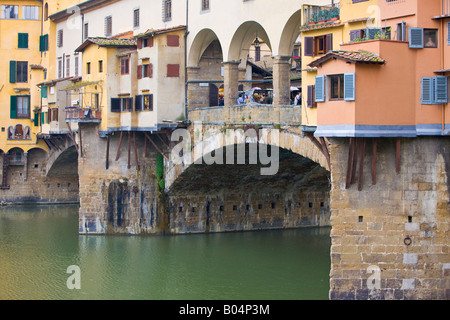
[75,37,136,52]
[308,50,385,67]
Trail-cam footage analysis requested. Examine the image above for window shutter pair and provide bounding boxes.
[39,34,49,52]
[304,34,333,56]
[421,76,448,104]
[315,73,355,102]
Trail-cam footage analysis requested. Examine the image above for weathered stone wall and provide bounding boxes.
[0,148,79,204]
[329,137,450,300]
[78,124,163,235]
[168,191,330,234]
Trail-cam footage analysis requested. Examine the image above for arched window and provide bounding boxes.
[7,126,14,140]
[44,3,48,21]
[14,124,23,140]
[24,126,31,140]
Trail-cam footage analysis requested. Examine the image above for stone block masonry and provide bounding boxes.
[0,148,79,205]
[329,137,450,300]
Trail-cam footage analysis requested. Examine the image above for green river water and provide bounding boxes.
[0,205,331,300]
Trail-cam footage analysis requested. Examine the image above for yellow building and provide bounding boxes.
[300,0,382,132]
[0,0,48,159]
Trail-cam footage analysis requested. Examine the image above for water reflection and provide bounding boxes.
[0,205,331,300]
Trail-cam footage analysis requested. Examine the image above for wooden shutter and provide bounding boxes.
[10,96,17,119]
[315,76,325,103]
[148,36,154,47]
[167,35,179,47]
[147,63,153,78]
[421,77,434,105]
[10,61,16,83]
[325,33,333,52]
[304,37,314,56]
[137,38,143,49]
[111,98,121,112]
[350,30,360,41]
[307,85,314,108]
[167,64,180,77]
[41,86,48,98]
[34,112,39,126]
[135,95,142,111]
[149,94,154,111]
[39,35,46,51]
[447,22,450,45]
[409,28,423,48]
[18,33,28,49]
[435,76,448,104]
[344,73,356,101]
[54,109,59,121]
[48,109,52,123]
[127,97,133,111]
[137,65,143,79]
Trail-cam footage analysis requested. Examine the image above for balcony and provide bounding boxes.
[66,107,102,123]
[433,0,450,19]
[303,3,340,26]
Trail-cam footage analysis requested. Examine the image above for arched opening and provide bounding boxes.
[46,145,78,177]
[168,144,330,234]
[44,2,48,21]
[187,29,224,109]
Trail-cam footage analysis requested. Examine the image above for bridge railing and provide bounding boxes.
[65,107,102,123]
[188,103,302,126]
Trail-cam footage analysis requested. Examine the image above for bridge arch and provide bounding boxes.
[188,28,222,68]
[278,9,303,57]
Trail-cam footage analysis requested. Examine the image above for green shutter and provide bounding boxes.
[34,112,39,126]
[9,61,16,83]
[18,33,28,49]
[39,35,45,51]
[10,96,17,119]
[41,112,45,125]
[41,86,48,98]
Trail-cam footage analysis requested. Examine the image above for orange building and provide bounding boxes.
[310,0,449,137]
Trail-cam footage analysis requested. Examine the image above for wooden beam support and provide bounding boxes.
[144,132,169,161]
[66,123,79,156]
[396,138,401,174]
[133,132,140,171]
[127,131,131,170]
[372,138,377,185]
[319,137,331,171]
[358,138,366,191]
[115,131,123,161]
[351,138,359,185]
[78,125,83,157]
[346,138,354,189]
[106,135,110,170]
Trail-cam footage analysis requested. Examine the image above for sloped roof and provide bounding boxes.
[135,25,186,38]
[308,50,385,68]
[75,37,137,52]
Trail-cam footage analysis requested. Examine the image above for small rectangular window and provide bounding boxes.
[424,29,438,48]
[84,23,89,40]
[58,59,62,78]
[57,29,63,47]
[120,97,133,112]
[16,61,28,83]
[121,58,130,75]
[133,9,140,28]
[66,56,70,77]
[17,96,30,118]
[202,0,210,11]
[74,56,79,77]
[22,6,40,20]
[163,0,172,21]
[99,60,103,73]
[105,16,112,36]
[329,74,344,100]
[87,62,91,75]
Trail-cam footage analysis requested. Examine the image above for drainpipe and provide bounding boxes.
[184,0,189,122]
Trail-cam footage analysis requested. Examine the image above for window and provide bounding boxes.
[58,59,62,78]
[51,109,59,122]
[74,56,79,77]
[84,23,89,40]
[105,16,112,36]
[121,58,130,75]
[18,33,28,49]
[66,56,70,77]
[87,62,91,75]
[202,0,210,11]
[163,0,172,21]
[133,9,140,28]
[120,97,133,112]
[137,37,154,49]
[421,76,448,105]
[397,21,406,41]
[315,73,355,102]
[255,46,261,62]
[304,34,333,56]
[329,74,345,100]
[135,94,153,111]
[99,60,103,73]
[22,6,39,20]
[10,95,30,119]
[409,28,438,48]
[39,34,49,52]
[424,29,438,48]
[1,5,18,19]
[137,64,153,79]
[10,61,28,83]
[57,29,63,47]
